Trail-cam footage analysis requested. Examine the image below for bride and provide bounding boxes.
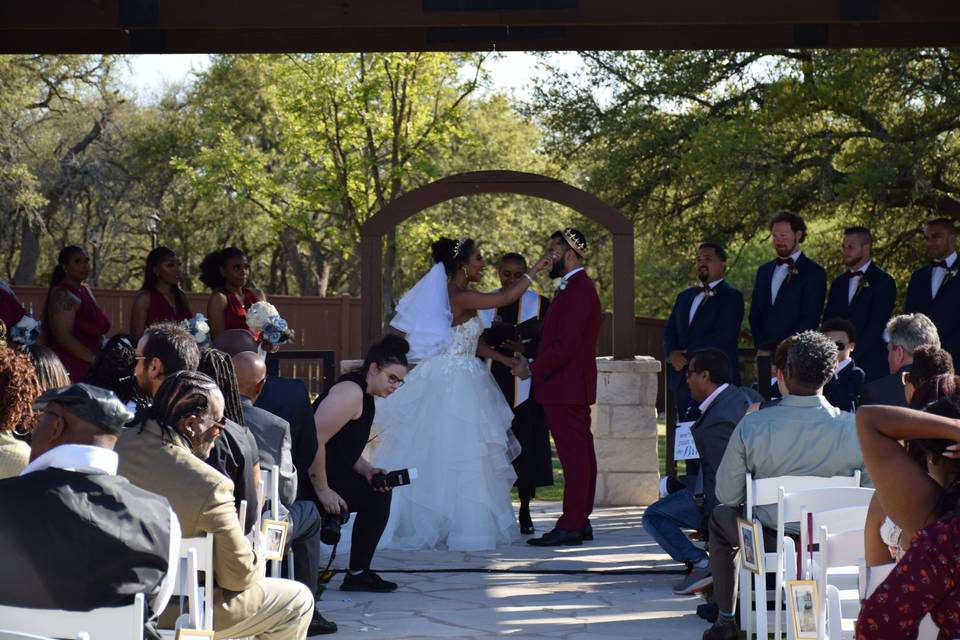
[372,237,550,551]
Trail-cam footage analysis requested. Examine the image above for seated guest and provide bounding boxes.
[860,313,940,407]
[130,247,194,339]
[855,397,960,640]
[747,337,793,414]
[233,352,334,634]
[821,318,866,412]
[643,349,752,596]
[84,334,150,412]
[703,331,871,640]
[864,374,960,566]
[200,247,265,340]
[308,335,408,592]
[41,245,110,382]
[0,384,177,618]
[198,348,261,536]
[133,322,200,400]
[902,344,954,406]
[117,371,314,639]
[0,349,43,479]
[27,344,70,391]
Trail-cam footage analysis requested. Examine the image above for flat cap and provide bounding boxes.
[33,383,134,435]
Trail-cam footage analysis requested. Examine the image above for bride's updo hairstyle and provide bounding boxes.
[361,334,410,377]
[432,237,476,276]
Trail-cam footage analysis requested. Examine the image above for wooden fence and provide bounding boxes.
[13,287,668,408]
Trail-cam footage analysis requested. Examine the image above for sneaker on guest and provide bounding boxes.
[341,569,398,593]
[672,563,712,595]
[308,610,338,635]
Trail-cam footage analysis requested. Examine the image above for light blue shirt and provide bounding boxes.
[715,394,871,531]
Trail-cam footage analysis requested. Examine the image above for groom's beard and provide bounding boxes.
[549,259,565,279]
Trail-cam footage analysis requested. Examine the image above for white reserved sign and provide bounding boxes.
[674,421,700,460]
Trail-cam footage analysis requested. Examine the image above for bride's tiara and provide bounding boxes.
[563,228,588,257]
[452,238,466,259]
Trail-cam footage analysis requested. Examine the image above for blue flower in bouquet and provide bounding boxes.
[179,313,211,345]
[9,315,40,348]
[261,316,294,346]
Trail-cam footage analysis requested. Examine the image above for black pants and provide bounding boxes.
[328,470,392,571]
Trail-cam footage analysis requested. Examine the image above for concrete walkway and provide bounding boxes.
[311,502,711,639]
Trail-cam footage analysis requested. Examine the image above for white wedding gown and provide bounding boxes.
[372,315,520,551]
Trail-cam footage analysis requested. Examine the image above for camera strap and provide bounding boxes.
[318,542,339,584]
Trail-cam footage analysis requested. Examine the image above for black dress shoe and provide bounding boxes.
[308,610,338,635]
[527,527,583,546]
[701,620,738,640]
[581,520,593,541]
[341,569,398,592]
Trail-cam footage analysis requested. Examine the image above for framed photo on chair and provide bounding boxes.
[786,580,819,639]
[175,630,215,640]
[736,517,764,575]
[261,518,289,561]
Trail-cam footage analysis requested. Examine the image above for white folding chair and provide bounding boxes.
[0,593,145,640]
[740,472,862,640]
[800,501,872,580]
[261,465,295,579]
[857,560,938,640]
[177,535,214,631]
[817,526,865,640]
[0,633,88,640]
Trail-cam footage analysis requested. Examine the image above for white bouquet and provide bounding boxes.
[9,315,40,348]
[179,313,211,345]
[246,301,294,346]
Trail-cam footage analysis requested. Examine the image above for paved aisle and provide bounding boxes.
[311,503,710,639]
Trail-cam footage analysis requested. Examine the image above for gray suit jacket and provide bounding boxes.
[690,384,752,525]
[240,397,298,507]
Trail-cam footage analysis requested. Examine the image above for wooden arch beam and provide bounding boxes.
[360,170,635,359]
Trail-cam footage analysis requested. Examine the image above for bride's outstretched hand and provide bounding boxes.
[511,355,532,380]
[530,255,552,275]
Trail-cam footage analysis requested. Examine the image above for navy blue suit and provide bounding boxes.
[749,253,827,349]
[663,280,744,419]
[905,261,960,367]
[823,263,897,382]
[823,361,865,412]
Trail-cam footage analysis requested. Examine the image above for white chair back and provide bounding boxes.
[0,593,145,640]
[177,535,214,631]
[818,527,865,640]
[260,465,289,578]
[795,492,872,579]
[0,632,88,640]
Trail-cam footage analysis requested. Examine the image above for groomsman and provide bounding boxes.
[905,217,960,366]
[822,227,896,382]
[749,211,827,395]
[663,243,744,421]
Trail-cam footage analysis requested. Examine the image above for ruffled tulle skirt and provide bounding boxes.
[371,353,519,551]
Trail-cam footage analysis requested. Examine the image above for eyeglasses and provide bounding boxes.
[901,371,912,385]
[835,342,847,351]
[387,374,405,387]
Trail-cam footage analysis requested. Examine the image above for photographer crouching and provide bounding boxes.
[305,335,409,592]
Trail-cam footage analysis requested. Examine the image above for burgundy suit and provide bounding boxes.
[531,269,602,530]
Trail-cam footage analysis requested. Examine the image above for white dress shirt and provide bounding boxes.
[771,249,803,303]
[562,266,585,283]
[698,383,730,414]
[689,278,724,325]
[22,444,180,618]
[847,259,871,304]
[835,358,853,378]
[931,251,958,299]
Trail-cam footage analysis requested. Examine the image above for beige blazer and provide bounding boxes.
[117,420,264,630]
[0,431,30,480]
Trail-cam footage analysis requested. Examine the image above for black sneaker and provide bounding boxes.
[341,569,398,593]
[308,610,338,635]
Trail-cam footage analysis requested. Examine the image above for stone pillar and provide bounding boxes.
[592,356,661,506]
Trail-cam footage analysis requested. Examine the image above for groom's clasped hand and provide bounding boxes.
[506,251,553,381]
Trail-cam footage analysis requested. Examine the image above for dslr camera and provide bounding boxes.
[320,509,350,546]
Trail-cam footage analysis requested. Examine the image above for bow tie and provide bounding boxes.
[775,257,795,267]
[694,285,712,294]
[933,260,950,269]
[845,270,865,279]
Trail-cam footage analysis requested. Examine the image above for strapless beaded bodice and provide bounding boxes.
[441,315,483,358]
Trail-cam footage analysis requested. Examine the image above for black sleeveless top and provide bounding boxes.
[297,372,375,502]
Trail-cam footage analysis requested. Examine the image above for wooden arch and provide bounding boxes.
[360,170,635,359]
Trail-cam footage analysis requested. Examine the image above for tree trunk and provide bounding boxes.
[307,241,331,297]
[12,219,41,285]
[279,227,319,296]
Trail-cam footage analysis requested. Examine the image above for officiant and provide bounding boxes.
[480,252,554,536]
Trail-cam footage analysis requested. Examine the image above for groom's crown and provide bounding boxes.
[563,228,588,257]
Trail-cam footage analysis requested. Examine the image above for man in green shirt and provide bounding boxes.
[702,331,871,640]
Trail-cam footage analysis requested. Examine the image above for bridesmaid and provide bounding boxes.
[200,247,265,340]
[129,246,193,338]
[41,245,110,383]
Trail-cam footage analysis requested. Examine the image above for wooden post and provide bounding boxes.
[611,232,635,359]
[360,234,382,353]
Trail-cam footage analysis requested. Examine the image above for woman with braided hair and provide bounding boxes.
[198,347,261,534]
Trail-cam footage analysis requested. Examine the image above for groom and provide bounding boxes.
[524,229,602,546]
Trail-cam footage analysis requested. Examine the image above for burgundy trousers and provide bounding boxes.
[544,404,597,530]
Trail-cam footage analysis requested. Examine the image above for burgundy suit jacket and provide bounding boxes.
[531,270,602,406]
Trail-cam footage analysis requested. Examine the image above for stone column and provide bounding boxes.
[592,356,661,507]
